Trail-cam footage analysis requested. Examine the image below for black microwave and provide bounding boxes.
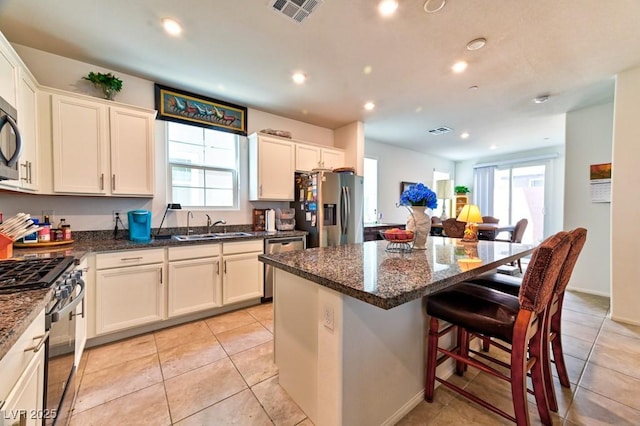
[0,95,23,181]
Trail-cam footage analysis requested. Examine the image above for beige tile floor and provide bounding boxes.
[70,291,640,425]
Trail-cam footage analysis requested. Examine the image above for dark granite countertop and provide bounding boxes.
[1,229,306,363]
[259,237,534,310]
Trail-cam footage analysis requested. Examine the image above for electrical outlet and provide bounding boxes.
[322,304,334,330]
[112,210,121,223]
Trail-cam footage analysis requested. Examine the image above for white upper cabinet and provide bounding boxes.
[0,32,18,108]
[17,69,39,191]
[249,133,295,201]
[48,88,156,196]
[109,106,155,196]
[294,140,345,172]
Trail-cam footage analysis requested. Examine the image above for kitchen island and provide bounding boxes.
[259,237,534,426]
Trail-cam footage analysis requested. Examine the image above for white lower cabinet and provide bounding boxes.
[0,309,45,426]
[167,244,222,318]
[222,240,264,305]
[75,258,88,367]
[95,249,165,335]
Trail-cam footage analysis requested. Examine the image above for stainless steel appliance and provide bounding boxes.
[0,95,23,181]
[292,171,364,248]
[0,256,85,426]
[263,236,305,301]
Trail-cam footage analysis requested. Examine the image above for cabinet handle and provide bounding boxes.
[120,256,143,261]
[100,173,104,190]
[28,161,32,184]
[216,261,220,275]
[23,331,50,353]
[224,260,227,274]
[112,174,116,190]
[159,267,163,284]
[20,162,28,181]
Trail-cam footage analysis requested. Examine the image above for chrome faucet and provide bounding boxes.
[186,211,194,234]
[207,217,226,233]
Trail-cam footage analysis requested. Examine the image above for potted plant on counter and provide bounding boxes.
[83,71,123,100]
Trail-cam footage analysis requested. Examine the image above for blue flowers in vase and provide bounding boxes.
[400,183,438,209]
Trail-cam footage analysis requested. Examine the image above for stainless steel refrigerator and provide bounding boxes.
[292,171,364,248]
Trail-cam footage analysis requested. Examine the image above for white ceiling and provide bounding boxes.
[1,0,639,160]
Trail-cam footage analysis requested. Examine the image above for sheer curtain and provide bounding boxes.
[474,166,496,215]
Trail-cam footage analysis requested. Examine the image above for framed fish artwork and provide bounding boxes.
[154,84,248,136]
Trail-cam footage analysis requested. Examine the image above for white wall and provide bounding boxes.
[1,44,336,231]
[454,145,566,237]
[564,102,613,297]
[611,67,640,324]
[365,140,455,225]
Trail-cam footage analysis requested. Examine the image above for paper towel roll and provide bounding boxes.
[266,209,276,233]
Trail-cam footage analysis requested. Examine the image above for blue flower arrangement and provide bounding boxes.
[400,183,438,209]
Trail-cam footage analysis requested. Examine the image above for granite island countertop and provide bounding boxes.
[259,237,535,310]
[1,229,307,363]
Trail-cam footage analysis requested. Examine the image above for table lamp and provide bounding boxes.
[436,179,453,220]
[155,203,182,239]
[456,204,483,242]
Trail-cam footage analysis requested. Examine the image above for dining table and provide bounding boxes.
[431,222,515,240]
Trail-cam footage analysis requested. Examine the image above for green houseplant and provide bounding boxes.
[454,185,470,195]
[83,72,123,100]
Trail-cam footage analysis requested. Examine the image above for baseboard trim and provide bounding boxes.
[608,314,640,327]
[566,286,610,298]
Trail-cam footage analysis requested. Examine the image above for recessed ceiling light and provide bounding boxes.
[461,132,470,139]
[292,72,306,85]
[490,144,497,150]
[452,61,468,73]
[378,0,398,17]
[302,109,309,115]
[363,66,373,75]
[468,85,479,91]
[217,84,226,91]
[466,38,486,51]
[533,94,550,103]
[415,106,423,113]
[364,101,375,111]
[162,18,182,36]
[424,0,446,13]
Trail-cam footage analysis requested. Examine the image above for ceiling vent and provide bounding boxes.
[269,0,323,24]
[428,126,453,135]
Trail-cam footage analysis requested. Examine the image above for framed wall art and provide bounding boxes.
[154,84,248,136]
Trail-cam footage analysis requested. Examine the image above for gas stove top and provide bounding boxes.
[0,256,76,292]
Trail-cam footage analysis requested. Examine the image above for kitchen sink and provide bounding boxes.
[173,232,253,241]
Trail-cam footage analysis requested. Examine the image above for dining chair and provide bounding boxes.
[441,218,465,238]
[482,215,500,224]
[424,231,572,426]
[496,218,528,271]
[466,228,587,412]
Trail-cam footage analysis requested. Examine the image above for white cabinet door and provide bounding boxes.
[1,348,45,426]
[51,94,109,194]
[321,148,345,170]
[295,144,321,172]
[109,106,155,196]
[249,134,295,201]
[222,251,263,305]
[16,69,39,191]
[0,34,18,108]
[168,257,221,318]
[95,264,165,335]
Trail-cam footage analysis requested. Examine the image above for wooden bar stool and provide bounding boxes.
[467,228,587,412]
[425,231,572,425]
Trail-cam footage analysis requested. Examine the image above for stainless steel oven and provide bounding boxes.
[0,256,83,426]
[0,95,23,181]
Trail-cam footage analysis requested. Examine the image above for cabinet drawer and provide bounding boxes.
[222,240,263,255]
[96,248,165,269]
[0,309,45,400]
[168,244,220,261]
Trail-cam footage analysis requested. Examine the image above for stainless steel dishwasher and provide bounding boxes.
[263,236,306,301]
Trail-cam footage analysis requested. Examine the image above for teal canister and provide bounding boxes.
[128,210,151,242]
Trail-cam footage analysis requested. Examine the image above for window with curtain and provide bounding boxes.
[167,122,239,208]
